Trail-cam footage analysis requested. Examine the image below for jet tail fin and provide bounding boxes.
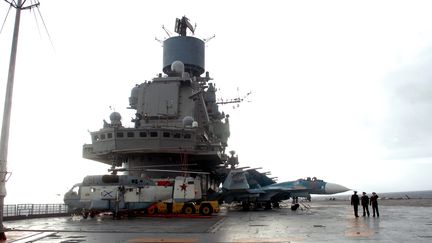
[222,169,250,190]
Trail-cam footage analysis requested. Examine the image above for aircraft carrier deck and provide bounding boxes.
[2,199,432,242]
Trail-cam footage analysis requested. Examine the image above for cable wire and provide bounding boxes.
[30,1,41,37]
[0,5,12,35]
[36,4,54,51]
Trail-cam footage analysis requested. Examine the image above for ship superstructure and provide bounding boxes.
[83,17,231,189]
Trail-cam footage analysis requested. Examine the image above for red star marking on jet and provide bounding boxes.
[180,183,187,191]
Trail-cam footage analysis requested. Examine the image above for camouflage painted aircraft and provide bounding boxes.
[220,168,349,210]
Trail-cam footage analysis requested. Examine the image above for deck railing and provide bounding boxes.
[3,204,69,219]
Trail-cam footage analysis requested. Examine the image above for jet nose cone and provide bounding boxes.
[325,183,350,194]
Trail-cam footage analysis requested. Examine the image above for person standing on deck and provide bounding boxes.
[351,191,360,217]
[370,192,380,217]
[361,192,370,217]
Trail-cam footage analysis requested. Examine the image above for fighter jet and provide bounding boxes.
[220,168,349,210]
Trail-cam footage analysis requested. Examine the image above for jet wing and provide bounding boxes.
[263,184,309,191]
[259,181,312,201]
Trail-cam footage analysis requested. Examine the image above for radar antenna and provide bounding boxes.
[217,89,252,109]
[174,16,195,36]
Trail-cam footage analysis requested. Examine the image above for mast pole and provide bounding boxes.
[0,0,23,238]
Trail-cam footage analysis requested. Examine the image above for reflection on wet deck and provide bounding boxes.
[3,201,432,242]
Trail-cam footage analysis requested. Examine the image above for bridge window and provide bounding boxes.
[107,133,113,139]
[116,132,124,138]
[163,132,170,138]
[173,133,181,138]
[100,134,106,140]
[93,135,99,141]
[127,132,135,138]
[150,132,158,137]
[139,132,147,137]
[184,134,191,139]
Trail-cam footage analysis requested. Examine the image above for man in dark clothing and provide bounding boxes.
[351,191,360,217]
[370,192,379,217]
[361,192,370,217]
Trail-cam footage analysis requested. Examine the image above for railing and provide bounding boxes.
[3,204,69,219]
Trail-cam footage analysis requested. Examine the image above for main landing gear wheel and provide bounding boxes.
[291,203,300,211]
[89,212,97,218]
[241,202,250,211]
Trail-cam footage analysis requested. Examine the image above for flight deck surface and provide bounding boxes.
[3,199,432,242]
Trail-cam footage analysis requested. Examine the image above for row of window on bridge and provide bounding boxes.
[93,131,192,141]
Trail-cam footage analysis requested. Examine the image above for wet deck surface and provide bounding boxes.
[2,200,432,242]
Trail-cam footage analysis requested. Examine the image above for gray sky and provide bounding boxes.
[1,0,432,204]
